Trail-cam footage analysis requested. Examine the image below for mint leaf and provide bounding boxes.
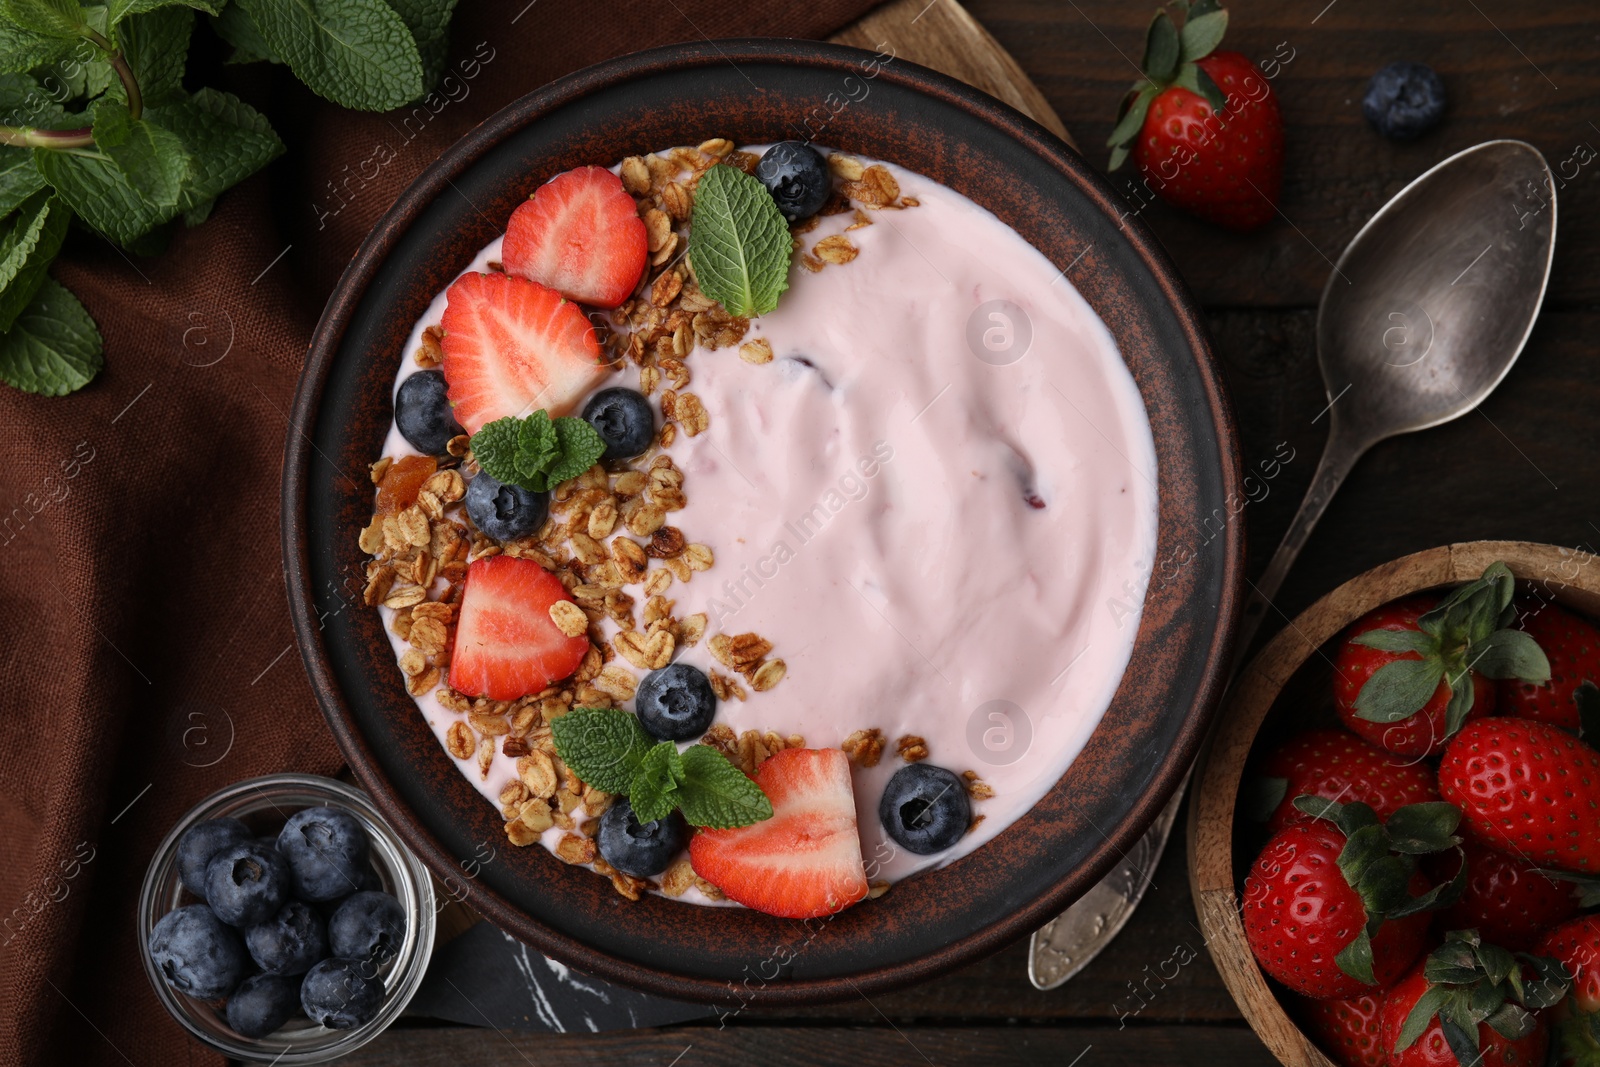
[0,276,102,395]
[514,409,558,482]
[0,0,89,39]
[236,0,423,111]
[91,98,191,209]
[36,144,182,244]
[549,707,653,794]
[0,190,69,332]
[107,0,221,22]
[687,162,791,317]
[547,416,605,486]
[677,744,772,829]
[469,415,523,487]
[382,0,455,90]
[628,741,684,825]
[0,23,76,70]
[114,5,193,106]
[471,412,609,494]
[146,88,284,217]
[209,3,279,63]
[0,150,46,217]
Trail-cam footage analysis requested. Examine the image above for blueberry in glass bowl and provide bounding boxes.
[138,774,434,1064]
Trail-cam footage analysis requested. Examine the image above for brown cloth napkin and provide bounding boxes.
[0,3,881,1062]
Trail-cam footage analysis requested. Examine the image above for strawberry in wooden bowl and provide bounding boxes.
[1191,543,1600,1067]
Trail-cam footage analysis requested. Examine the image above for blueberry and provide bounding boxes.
[878,764,971,855]
[176,818,252,899]
[148,904,250,1000]
[597,798,686,878]
[225,973,301,1038]
[245,900,329,976]
[464,470,549,542]
[581,388,654,461]
[327,891,406,965]
[394,370,463,455]
[1362,62,1447,141]
[301,958,385,1030]
[277,806,370,903]
[205,842,292,928]
[634,663,717,741]
[754,141,831,222]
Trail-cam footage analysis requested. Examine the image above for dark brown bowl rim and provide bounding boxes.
[283,37,1244,1005]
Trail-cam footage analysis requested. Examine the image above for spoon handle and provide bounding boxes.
[1231,427,1368,670]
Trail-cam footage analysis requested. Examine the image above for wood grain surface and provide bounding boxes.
[382,1,1600,1062]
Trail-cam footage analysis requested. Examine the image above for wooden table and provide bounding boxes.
[350,1,1599,1062]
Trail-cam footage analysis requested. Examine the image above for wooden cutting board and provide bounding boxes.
[830,0,1076,149]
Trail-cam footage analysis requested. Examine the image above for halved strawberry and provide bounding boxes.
[501,166,647,309]
[689,748,868,919]
[439,271,608,435]
[448,556,589,701]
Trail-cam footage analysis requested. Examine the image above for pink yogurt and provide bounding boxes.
[378,154,1157,900]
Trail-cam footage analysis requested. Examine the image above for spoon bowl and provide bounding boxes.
[1318,139,1557,449]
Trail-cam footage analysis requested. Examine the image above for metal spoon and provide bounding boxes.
[1029,139,1558,990]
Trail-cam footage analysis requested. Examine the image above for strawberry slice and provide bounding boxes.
[439,271,608,435]
[501,166,648,310]
[689,748,868,919]
[449,556,589,701]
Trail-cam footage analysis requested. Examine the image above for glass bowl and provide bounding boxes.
[137,773,435,1063]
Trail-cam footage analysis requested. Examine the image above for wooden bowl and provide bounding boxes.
[1187,540,1600,1066]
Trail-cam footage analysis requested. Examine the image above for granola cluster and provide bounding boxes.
[359,141,984,903]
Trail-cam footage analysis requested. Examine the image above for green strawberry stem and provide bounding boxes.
[1106,0,1231,172]
[0,28,139,151]
[1296,797,1466,984]
[1393,930,1571,1062]
[1353,562,1552,734]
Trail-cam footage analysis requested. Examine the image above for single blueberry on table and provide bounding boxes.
[878,763,971,855]
[148,904,250,1000]
[597,798,686,878]
[245,899,329,976]
[394,369,463,455]
[754,141,831,222]
[277,806,371,903]
[225,973,302,1039]
[301,958,385,1029]
[581,388,655,461]
[204,841,293,928]
[176,818,252,899]
[327,891,406,964]
[464,470,549,542]
[634,662,717,741]
[1362,62,1447,141]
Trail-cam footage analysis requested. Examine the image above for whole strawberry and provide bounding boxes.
[1535,915,1600,1066]
[1379,932,1567,1067]
[1431,837,1580,951]
[1106,1,1285,230]
[1439,717,1600,873]
[1242,799,1458,999]
[1256,728,1440,834]
[1498,601,1600,735]
[1299,993,1387,1067]
[1334,564,1551,757]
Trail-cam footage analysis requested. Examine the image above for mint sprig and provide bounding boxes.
[551,707,773,830]
[471,410,606,494]
[0,0,463,396]
[686,162,791,318]
[1352,561,1551,738]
